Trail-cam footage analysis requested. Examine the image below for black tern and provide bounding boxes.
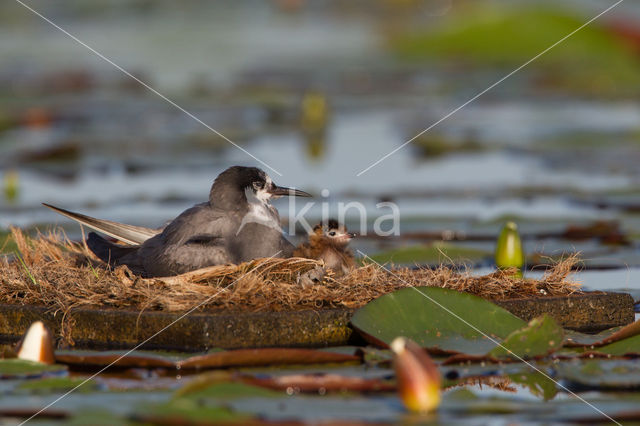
[44,166,311,277]
[293,219,356,276]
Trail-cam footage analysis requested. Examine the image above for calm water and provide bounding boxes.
[1,2,640,423]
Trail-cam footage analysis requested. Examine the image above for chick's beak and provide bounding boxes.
[269,184,312,197]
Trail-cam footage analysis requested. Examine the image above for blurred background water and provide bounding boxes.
[1,0,640,291]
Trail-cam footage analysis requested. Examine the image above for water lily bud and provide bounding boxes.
[391,337,441,413]
[3,169,19,202]
[301,91,328,133]
[17,321,55,365]
[495,221,524,272]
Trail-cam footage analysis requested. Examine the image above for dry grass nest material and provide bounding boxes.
[0,228,582,314]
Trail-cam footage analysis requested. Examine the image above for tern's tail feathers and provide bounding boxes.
[43,203,160,245]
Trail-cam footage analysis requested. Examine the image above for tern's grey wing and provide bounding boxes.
[43,203,160,245]
[158,203,238,246]
[128,203,240,277]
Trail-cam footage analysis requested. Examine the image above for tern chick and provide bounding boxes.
[294,219,356,276]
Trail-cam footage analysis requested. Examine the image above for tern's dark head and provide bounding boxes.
[209,166,311,209]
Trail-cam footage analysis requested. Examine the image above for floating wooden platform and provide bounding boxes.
[0,292,634,351]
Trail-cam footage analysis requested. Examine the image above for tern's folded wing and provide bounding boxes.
[159,203,237,246]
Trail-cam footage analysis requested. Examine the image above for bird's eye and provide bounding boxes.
[329,231,336,236]
[252,181,264,190]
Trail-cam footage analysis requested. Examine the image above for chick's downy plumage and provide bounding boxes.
[294,219,355,276]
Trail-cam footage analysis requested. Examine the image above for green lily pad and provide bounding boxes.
[509,371,558,401]
[564,327,623,347]
[595,334,640,356]
[66,409,127,426]
[444,388,479,401]
[16,377,100,394]
[357,347,393,365]
[565,320,640,348]
[179,381,282,400]
[0,359,67,379]
[132,379,275,424]
[351,287,526,355]
[555,359,640,389]
[134,398,252,424]
[367,242,489,265]
[140,381,280,424]
[488,315,564,360]
[412,133,486,158]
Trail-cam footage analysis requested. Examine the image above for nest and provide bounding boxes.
[0,228,582,315]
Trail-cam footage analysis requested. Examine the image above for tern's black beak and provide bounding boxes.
[269,185,312,197]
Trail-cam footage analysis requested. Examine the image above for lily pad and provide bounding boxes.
[55,347,359,371]
[357,347,393,365]
[133,398,252,424]
[488,315,564,360]
[228,395,402,424]
[367,242,488,266]
[178,348,360,369]
[351,287,526,355]
[564,327,623,347]
[16,377,100,394]
[555,359,640,389]
[0,359,66,379]
[55,350,178,368]
[594,334,640,356]
[508,371,558,400]
[66,409,127,426]
[165,381,282,423]
[178,381,282,400]
[442,360,536,381]
[565,320,640,347]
